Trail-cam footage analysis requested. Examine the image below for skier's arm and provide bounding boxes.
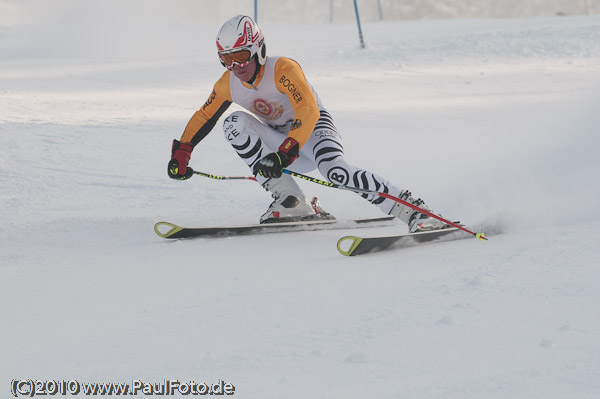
[168,72,233,180]
[181,71,233,146]
[273,57,321,150]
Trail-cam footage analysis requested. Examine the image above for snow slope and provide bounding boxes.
[2,7,600,399]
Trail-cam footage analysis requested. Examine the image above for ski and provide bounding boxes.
[154,216,396,239]
[337,227,472,256]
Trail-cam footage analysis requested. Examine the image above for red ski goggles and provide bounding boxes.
[219,49,252,69]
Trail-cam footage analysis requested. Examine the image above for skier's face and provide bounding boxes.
[230,58,257,83]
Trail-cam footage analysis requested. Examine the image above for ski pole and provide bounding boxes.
[282,169,487,240]
[192,169,257,182]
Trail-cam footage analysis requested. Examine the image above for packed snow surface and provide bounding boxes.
[1,5,600,399]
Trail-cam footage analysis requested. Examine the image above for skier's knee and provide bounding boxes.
[223,111,248,141]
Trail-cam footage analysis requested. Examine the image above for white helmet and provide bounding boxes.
[216,15,266,68]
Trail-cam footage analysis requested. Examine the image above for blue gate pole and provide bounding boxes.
[353,0,366,48]
[254,0,258,22]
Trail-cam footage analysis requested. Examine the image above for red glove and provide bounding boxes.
[168,139,193,180]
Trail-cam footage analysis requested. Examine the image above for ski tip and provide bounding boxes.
[337,236,363,256]
[475,232,487,241]
[154,222,184,239]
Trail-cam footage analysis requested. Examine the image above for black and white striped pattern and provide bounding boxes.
[231,136,265,170]
[309,110,401,212]
[223,111,268,173]
[223,109,407,215]
[312,111,344,169]
[314,110,337,132]
[351,171,389,205]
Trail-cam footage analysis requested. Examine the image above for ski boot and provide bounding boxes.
[260,175,334,224]
[388,190,448,233]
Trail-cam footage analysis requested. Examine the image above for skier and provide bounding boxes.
[167,15,446,232]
